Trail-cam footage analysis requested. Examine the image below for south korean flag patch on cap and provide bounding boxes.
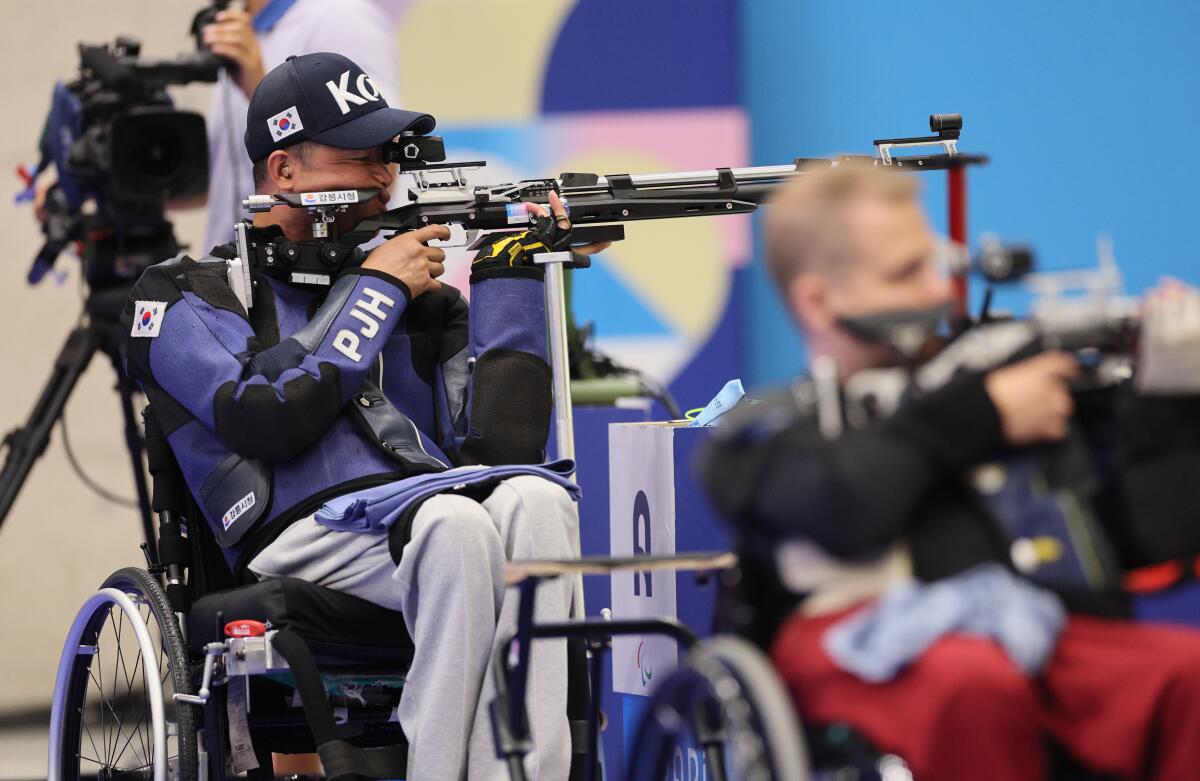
[268,106,304,141]
[131,301,166,338]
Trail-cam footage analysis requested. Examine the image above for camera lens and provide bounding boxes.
[109,108,208,201]
[138,126,184,180]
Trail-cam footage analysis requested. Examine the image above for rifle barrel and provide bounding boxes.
[560,164,803,195]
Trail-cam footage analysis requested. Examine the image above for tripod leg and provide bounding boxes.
[112,356,155,553]
[0,325,101,530]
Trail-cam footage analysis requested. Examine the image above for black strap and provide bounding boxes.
[142,407,187,514]
[269,630,340,744]
[157,518,190,567]
[318,740,409,781]
[269,629,408,781]
[247,274,281,349]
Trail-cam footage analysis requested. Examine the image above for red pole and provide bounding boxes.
[947,165,968,321]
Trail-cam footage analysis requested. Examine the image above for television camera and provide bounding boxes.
[1,5,226,540]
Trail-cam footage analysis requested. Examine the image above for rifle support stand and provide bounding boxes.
[535,252,577,465]
[534,250,586,617]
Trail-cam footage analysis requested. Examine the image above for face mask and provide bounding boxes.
[835,302,952,361]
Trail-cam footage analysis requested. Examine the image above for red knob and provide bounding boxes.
[224,619,268,638]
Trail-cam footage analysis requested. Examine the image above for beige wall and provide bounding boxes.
[0,2,212,712]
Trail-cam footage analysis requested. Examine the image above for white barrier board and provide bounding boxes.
[609,423,679,695]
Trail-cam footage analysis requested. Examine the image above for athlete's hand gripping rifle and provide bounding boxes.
[832,239,1141,432]
[822,243,1147,591]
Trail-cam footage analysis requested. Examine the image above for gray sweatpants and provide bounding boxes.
[248,475,579,780]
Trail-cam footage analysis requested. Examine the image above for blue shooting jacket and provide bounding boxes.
[122,230,564,576]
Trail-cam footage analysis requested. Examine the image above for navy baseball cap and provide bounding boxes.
[244,52,435,163]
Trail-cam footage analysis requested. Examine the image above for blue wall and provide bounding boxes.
[740,1,1200,387]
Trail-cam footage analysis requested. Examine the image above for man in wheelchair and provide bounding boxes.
[700,162,1200,780]
[119,53,607,779]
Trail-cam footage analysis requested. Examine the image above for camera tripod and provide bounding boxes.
[0,221,181,547]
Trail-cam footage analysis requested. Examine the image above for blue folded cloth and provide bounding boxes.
[823,563,1066,683]
[314,459,580,533]
[690,378,747,427]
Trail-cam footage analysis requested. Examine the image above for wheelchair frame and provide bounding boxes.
[47,408,414,781]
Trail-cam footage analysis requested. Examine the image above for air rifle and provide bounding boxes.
[369,112,983,247]
[242,113,986,267]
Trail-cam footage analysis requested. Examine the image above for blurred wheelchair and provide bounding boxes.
[490,553,901,781]
[494,546,1119,781]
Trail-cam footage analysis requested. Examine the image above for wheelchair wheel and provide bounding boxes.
[48,567,198,780]
[627,635,810,781]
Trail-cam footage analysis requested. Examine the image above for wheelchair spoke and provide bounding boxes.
[81,710,103,767]
[108,601,181,774]
[78,693,104,768]
[128,639,151,768]
[109,608,124,767]
[92,629,110,766]
[137,663,151,771]
[113,608,141,768]
[89,659,124,767]
[89,653,105,766]
[101,602,154,773]
[134,698,151,766]
[117,726,147,773]
[111,697,151,770]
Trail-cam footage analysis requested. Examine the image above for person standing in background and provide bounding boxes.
[200,0,402,251]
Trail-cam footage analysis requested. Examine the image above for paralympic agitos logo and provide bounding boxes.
[636,640,653,687]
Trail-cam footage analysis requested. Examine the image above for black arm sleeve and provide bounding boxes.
[698,373,1004,557]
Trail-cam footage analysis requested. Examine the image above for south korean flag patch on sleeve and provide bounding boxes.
[131,301,167,338]
[268,106,304,141]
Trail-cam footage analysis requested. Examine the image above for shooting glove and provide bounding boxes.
[1137,284,1200,394]
[471,213,573,277]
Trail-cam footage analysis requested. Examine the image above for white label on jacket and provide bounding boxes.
[222,492,256,531]
[130,301,167,338]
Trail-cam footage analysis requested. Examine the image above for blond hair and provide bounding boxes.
[764,160,918,293]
